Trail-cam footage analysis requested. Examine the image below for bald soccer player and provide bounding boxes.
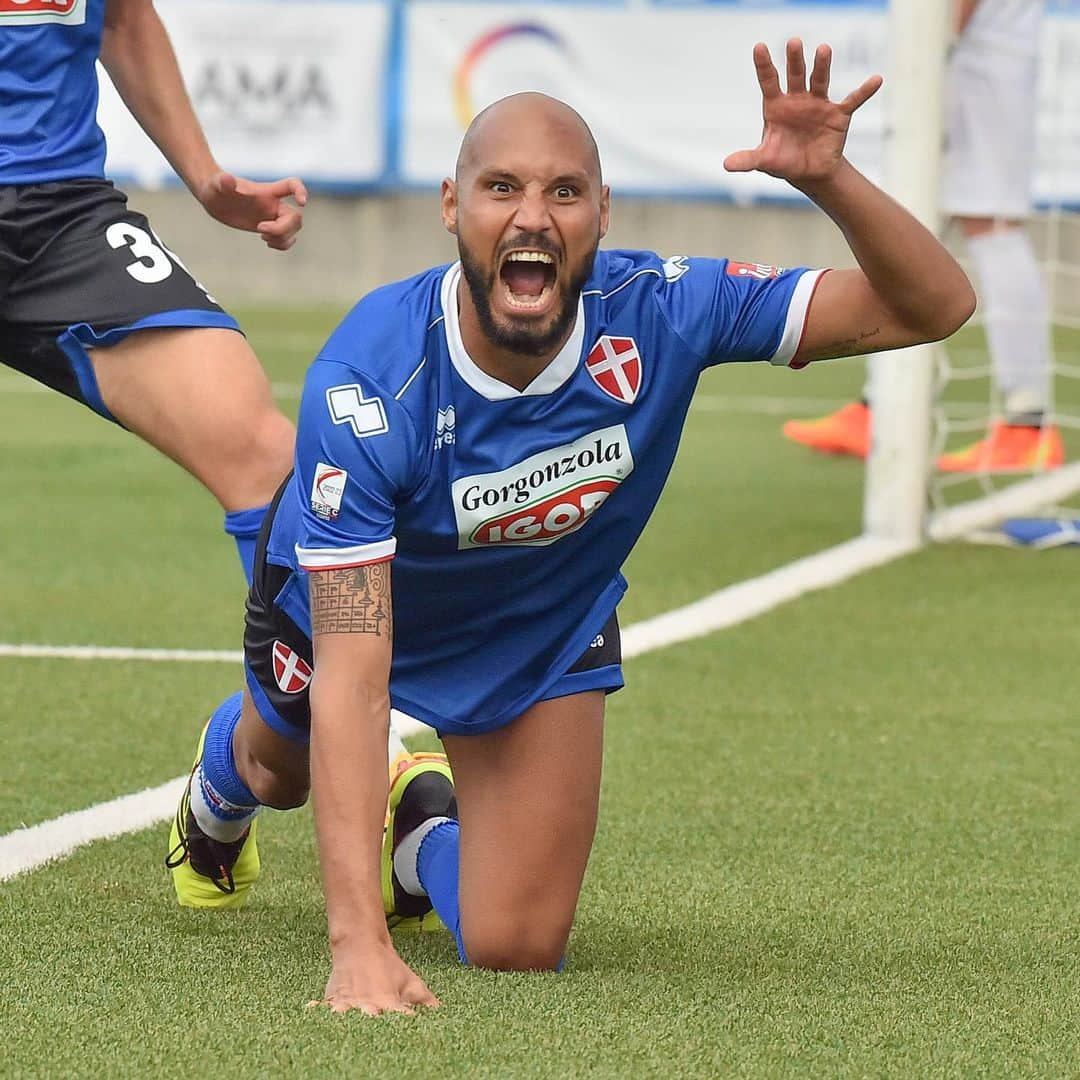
[163,43,975,1016]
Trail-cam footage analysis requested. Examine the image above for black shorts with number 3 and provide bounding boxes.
[0,178,239,421]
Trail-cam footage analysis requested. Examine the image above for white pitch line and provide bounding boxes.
[620,534,915,658]
[0,715,427,883]
[0,533,917,882]
[0,644,242,662]
[0,778,184,882]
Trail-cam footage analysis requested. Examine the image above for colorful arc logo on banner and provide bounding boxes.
[453,22,567,129]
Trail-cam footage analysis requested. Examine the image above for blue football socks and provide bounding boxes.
[416,819,467,962]
[190,692,261,842]
[223,503,270,585]
[414,819,565,970]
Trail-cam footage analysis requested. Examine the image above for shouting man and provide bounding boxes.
[165,42,975,1015]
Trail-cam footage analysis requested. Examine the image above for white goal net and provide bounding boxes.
[866,0,1080,547]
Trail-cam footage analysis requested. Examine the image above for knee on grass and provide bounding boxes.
[463,917,571,972]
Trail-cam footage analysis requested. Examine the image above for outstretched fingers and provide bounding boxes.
[785,38,806,94]
[840,74,884,115]
[809,43,832,97]
[722,148,760,174]
[753,42,782,100]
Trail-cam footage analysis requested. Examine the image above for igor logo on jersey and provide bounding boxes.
[272,641,313,694]
[0,0,85,23]
[310,462,347,521]
[727,261,785,280]
[452,425,634,548]
[586,336,641,405]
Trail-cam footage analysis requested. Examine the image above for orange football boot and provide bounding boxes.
[936,422,1065,473]
[782,401,871,459]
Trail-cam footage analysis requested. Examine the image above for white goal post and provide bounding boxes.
[863,0,1080,545]
[863,0,950,545]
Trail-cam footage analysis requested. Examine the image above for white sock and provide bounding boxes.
[189,766,260,843]
[966,228,1053,421]
[387,721,408,763]
[393,816,452,897]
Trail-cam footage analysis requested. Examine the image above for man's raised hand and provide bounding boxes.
[723,39,882,185]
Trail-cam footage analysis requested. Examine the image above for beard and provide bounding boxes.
[458,232,597,358]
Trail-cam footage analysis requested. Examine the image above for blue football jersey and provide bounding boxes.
[0,0,107,183]
[266,249,826,735]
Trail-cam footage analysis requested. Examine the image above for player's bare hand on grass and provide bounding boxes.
[196,171,307,251]
[310,942,440,1017]
[724,40,882,184]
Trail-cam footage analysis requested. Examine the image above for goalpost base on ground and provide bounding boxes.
[927,462,1080,543]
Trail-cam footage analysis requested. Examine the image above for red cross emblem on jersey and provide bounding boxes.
[272,640,313,694]
[585,336,641,405]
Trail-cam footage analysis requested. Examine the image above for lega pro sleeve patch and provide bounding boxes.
[309,462,347,522]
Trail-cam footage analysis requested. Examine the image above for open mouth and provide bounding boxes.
[498,250,558,313]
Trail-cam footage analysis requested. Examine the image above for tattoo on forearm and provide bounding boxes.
[822,325,882,359]
[310,564,392,637]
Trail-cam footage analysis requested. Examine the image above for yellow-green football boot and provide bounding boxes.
[382,752,455,934]
[165,722,260,910]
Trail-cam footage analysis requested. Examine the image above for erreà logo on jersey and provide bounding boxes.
[452,425,633,549]
[0,0,85,24]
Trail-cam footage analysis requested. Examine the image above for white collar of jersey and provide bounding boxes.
[440,262,585,401]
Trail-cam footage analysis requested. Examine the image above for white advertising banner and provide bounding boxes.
[98,0,388,188]
[402,2,1080,205]
[401,3,887,199]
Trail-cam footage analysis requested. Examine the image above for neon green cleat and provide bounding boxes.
[165,723,260,911]
[382,752,456,934]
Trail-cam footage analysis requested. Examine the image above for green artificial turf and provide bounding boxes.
[1,309,1077,1077]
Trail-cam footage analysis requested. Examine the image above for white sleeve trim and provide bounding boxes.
[295,537,397,570]
[769,269,828,367]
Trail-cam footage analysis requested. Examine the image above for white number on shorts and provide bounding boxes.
[105,223,174,284]
[148,226,217,303]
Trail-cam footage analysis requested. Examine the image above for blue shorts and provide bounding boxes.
[242,483,624,742]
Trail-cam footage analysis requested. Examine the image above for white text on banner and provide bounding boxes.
[98,0,388,188]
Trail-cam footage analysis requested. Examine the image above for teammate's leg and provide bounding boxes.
[2,183,295,581]
[959,217,1053,424]
[781,397,870,458]
[935,217,1062,472]
[412,691,605,970]
[88,328,295,579]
